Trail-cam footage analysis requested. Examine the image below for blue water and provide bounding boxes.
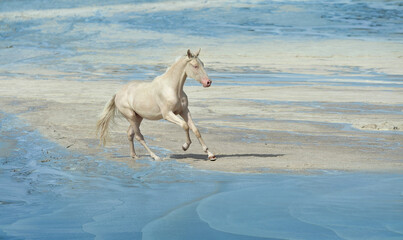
[1,113,402,239]
[1,0,402,40]
[207,72,403,87]
[1,0,402,85]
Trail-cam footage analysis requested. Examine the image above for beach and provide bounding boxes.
[1,77,402,173]
[1,0,403,239]
[1,41,402,172]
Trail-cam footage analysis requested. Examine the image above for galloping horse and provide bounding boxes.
[96,49,216,161]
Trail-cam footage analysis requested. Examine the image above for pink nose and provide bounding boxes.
[206,80,212,87]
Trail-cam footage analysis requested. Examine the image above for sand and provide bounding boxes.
[1,1,402,173]
[1,67,402,173]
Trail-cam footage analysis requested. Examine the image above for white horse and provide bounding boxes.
[96,49,216,161]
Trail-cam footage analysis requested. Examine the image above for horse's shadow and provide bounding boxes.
[170,153,285,161]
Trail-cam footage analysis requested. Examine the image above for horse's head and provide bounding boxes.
[185,49,212,88]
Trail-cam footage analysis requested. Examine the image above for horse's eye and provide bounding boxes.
[194,65,199,69]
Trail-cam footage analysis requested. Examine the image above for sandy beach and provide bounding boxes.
[1,63,402,173]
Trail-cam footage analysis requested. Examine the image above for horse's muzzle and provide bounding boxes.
[203,79,212,88]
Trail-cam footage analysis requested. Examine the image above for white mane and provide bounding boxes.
[165,55,186,73]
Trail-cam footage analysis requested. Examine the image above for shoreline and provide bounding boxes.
[1,109,402,175]
[1,74,402,174]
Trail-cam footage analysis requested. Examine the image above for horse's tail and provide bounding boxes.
[96,94,117,146]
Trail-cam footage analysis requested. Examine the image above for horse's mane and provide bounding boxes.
[164,55,186,73]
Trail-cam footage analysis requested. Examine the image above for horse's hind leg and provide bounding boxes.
[127,126,137,158]
[130,115,161,161]
[120,108,160,161]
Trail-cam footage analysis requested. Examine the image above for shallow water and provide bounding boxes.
[1,0,402,40]
[1,113,402,239]
[208,71,403,87]
[1,0,403,84]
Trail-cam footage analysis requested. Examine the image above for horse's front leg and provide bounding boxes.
[163,111,192,151]
[180,109,216,161]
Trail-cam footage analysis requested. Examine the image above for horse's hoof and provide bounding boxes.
[153,156,162,161]
[182,143,190,151]
[208,155,217,161]
[131,154,139,159]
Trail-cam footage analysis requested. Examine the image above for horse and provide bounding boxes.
[96,49,216,161]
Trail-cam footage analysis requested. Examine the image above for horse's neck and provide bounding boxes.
[160,57,188,95]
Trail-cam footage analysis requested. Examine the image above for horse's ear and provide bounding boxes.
[195,48,201,57]
[187,49,194,59]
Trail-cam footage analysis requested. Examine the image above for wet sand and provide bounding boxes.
[1,72,402,173]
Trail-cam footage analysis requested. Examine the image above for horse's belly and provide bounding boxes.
[132,100,163,120]
[138,111,163,120]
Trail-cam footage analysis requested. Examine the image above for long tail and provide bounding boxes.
[96,94,117,146]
